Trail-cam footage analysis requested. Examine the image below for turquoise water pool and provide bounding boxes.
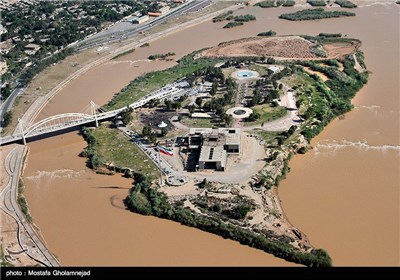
[236,71,254,78]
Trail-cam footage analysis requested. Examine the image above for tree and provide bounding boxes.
[90,154,102,168]
[248,112,260,121]
[188,105,195,114]
[210,81,218,96]
[172,101,181,110]
[2,111,13,127]
[148,133,157,143]
[215,106,224,117]
[286,125,297,137]
[142,125,152,137]
[1,84,11,99]
[252,89,263,105]
[120,108,133,125]
[164,100,173,111]
[277,137,284,146]
[195,97,203,108]
[160,127,168,137]
[223,114,233,126]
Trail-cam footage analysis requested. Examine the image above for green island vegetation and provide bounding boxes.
[318,33,342,38]
[286,39,368,141]
[212,11,234,22]
[256,0,276,8]
[112,48,135,60]
[17,180,32,223]
[0,0,162,97]
[257,30,277,37]
[140,43,150,47]
[125,174,332,266]
[222,14,256,29]
[233,15,257,22]
[104,52,222,110]
[223,21,244,28]
[282,0,296,6]
[307,0,327,7]
[279,8,356,21]
[256,0,296,8]
[334,0,357,8]
[148,52,176,60]
[81,124,158,177]
[87,36,368,266]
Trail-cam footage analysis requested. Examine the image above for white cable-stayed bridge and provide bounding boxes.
[1,80,186,146]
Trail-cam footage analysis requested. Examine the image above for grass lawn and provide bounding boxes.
[91,124,158,177]
[181,117,216,128]
[251,129,281,143]
[248,64,268,76]
[244,104,287,126]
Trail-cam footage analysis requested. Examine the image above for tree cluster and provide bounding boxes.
[124,172,333,267]
[279,8,355,21]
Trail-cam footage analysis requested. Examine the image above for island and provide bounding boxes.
[81,34,368,267]
[279,8,356,21]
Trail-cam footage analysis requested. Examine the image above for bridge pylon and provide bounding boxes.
[18,118,26,146]
[90,101,99,127]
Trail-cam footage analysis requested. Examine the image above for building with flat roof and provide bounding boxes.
[158,6,170,14]
[198,146,227,171]
[134,15,149,24]
[125,16,139,23]
[185,128,240,171]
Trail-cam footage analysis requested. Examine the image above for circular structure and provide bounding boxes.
[233,109,246,115]
[231,69,260,80]
[237,71,254,78]
[226,107,253,119]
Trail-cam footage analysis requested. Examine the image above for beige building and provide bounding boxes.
[158,6,170,14]
[187,128,240,171]
[24,43,41,56]
[135,15,149,24]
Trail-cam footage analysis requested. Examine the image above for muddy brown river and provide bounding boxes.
[24,2,399,266]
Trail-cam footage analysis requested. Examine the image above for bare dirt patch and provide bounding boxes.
[199,36,321,60]
[199,36,359,60]
[323,41,360,59]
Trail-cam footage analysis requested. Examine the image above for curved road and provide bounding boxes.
[0,146,60,266]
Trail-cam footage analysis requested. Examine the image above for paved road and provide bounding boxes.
[75,0,212,51]
[0,146,60,266]
[0,86,24,129]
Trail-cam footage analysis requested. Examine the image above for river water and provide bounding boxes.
[24,3,399,266]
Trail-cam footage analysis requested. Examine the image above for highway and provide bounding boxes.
[74,0,213,52]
